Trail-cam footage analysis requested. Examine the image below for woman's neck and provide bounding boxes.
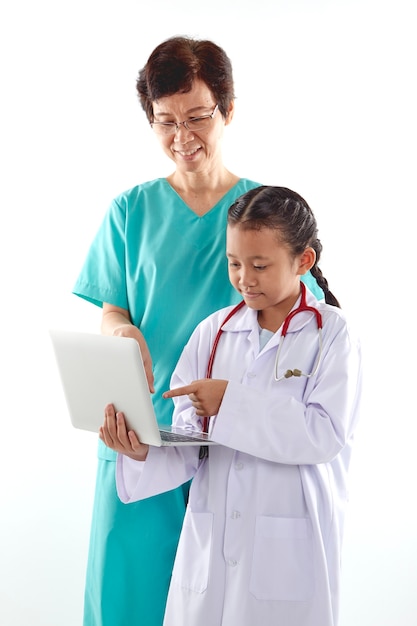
[167,169,239,216]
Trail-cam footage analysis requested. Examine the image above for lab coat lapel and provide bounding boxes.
[219,305,261,355]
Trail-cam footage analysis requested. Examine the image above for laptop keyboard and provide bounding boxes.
[159,430,205,443]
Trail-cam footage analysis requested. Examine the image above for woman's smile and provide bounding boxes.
[173,145,202,159]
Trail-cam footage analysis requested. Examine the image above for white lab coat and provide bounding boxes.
[116,287,362,626]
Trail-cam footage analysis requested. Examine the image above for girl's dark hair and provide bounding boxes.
[228,186,340,307]
[136,36,235,123]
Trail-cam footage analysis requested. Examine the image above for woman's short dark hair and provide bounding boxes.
[137,36,235,122]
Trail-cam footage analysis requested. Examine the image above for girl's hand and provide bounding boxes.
[163,379,228,417]
[99,403,149,461]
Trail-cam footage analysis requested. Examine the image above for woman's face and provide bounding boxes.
[151,79,233,175]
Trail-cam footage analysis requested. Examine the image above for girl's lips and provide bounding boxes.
[243,292,262,300]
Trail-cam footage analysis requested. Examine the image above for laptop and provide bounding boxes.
[48,329,217,447]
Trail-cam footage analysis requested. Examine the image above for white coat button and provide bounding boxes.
[235,462,244,471]
[247,372,256,378]
[228,559,238,567]
[231,510,241,519]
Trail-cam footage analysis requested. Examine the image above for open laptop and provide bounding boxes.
[49,329,217,447]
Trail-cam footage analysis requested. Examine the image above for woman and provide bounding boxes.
[73,37,321,626]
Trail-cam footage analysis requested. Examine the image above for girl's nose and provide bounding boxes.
[239,268,257,288]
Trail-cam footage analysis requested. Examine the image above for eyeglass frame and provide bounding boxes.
[150,104,219,135]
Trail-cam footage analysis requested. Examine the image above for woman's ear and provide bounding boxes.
[224,100,235,126]
[297,247,316,275]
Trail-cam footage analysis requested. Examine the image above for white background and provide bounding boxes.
[1,1,416,625]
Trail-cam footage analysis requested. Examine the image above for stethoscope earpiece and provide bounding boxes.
[284,369,303,378]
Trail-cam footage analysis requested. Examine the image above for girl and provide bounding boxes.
[100,185,362,626]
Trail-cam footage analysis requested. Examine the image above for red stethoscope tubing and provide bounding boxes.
[281,282,322,336]
[202,300,245,434]
[205,300,246,380]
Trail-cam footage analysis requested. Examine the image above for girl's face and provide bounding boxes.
[226,225,313,329]
[151,79,233,174]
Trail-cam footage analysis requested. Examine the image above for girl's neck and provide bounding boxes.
[257,310,286,334]
[257,291,301,333]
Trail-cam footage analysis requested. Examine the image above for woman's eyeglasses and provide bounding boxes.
[150,104,219,136]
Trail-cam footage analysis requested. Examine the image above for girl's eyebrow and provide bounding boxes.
[227,252,271,260]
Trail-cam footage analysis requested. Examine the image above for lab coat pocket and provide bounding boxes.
[171,509,213,593]
[250,516,314,601]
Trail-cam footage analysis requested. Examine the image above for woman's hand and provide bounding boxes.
[99,403,149,461]
[102,303,155,392]
[163,379,228,417]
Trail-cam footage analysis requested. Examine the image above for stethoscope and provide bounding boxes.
[273,282,323,382]
[206,281,323,383]
[201,282,323,442]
